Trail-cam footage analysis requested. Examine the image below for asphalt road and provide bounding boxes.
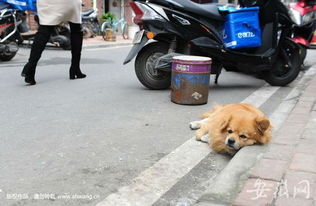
[0,46,315,206]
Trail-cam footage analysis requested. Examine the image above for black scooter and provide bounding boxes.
[124,0,302,90]
[17,13,71,50]
[0,3,19,61]
[82,8,100,38]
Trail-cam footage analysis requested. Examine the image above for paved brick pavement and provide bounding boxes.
[233,73,316,206]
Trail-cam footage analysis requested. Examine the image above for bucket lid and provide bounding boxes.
[173,55,212,62]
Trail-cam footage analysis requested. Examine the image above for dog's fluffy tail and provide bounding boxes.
[200,104,223,119]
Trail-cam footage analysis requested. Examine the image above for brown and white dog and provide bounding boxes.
[190,103,272,155]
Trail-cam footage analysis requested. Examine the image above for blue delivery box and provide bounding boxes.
[0,0,36,11]
[222,7,262,50]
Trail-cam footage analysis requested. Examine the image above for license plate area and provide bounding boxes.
[132,30,145,44]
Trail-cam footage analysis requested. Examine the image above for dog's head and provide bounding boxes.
[219,113,271,151]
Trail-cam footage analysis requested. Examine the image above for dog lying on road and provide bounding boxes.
[190,103,272,155]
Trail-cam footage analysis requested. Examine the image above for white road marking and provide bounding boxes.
[96,84,281,206]
[241,84,280,107]
[97,139,210,206]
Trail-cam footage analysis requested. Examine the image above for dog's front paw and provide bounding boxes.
[200,134,209,143]
[194,135,201,141]
[194,134,209,143]
[189,121,201,130]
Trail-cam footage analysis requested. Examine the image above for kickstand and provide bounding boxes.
[215,72,220,84]
[214,67,222,84]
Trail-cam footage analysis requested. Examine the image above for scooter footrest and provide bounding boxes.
[191,37,223,49]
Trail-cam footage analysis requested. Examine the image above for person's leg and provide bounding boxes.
[69,22,86,79]
[21,25,54,85]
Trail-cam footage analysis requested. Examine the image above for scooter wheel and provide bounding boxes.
[263,39,301,86]
[135,42,170,90]
[0,52,17,61]
[298,45,307,65]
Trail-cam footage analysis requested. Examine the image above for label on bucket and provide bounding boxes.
[192,92,203,100]
[175,64,190,72]
[172,55,212,73]
[172,63,211,73]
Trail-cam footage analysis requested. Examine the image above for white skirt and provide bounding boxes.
[37,0,82,25]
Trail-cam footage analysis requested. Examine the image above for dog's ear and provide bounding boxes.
[220,115,231,131]
[255,117,271,144]
[256,117,270,135]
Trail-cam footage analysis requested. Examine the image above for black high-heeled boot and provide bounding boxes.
[21,63,29,77]
[23,63,36,85]
[69,23,86,80]
[69,66,86,79]
[21,25,53,85]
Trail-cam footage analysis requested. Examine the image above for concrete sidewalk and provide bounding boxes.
[232,71,316,206]
[83,35,132,49]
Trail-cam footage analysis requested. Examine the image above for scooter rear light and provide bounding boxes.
[311,31,316,45]
[293,36,309,47]
[130,2,165,25]
[130,2,144,25]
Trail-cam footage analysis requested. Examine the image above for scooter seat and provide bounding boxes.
[82,9,94,16]
[187,2,224,21]
[0,3,11,10]
[150,0,224,21]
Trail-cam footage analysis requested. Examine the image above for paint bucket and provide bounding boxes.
[105,28,116,41]
[171,55,212,105]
